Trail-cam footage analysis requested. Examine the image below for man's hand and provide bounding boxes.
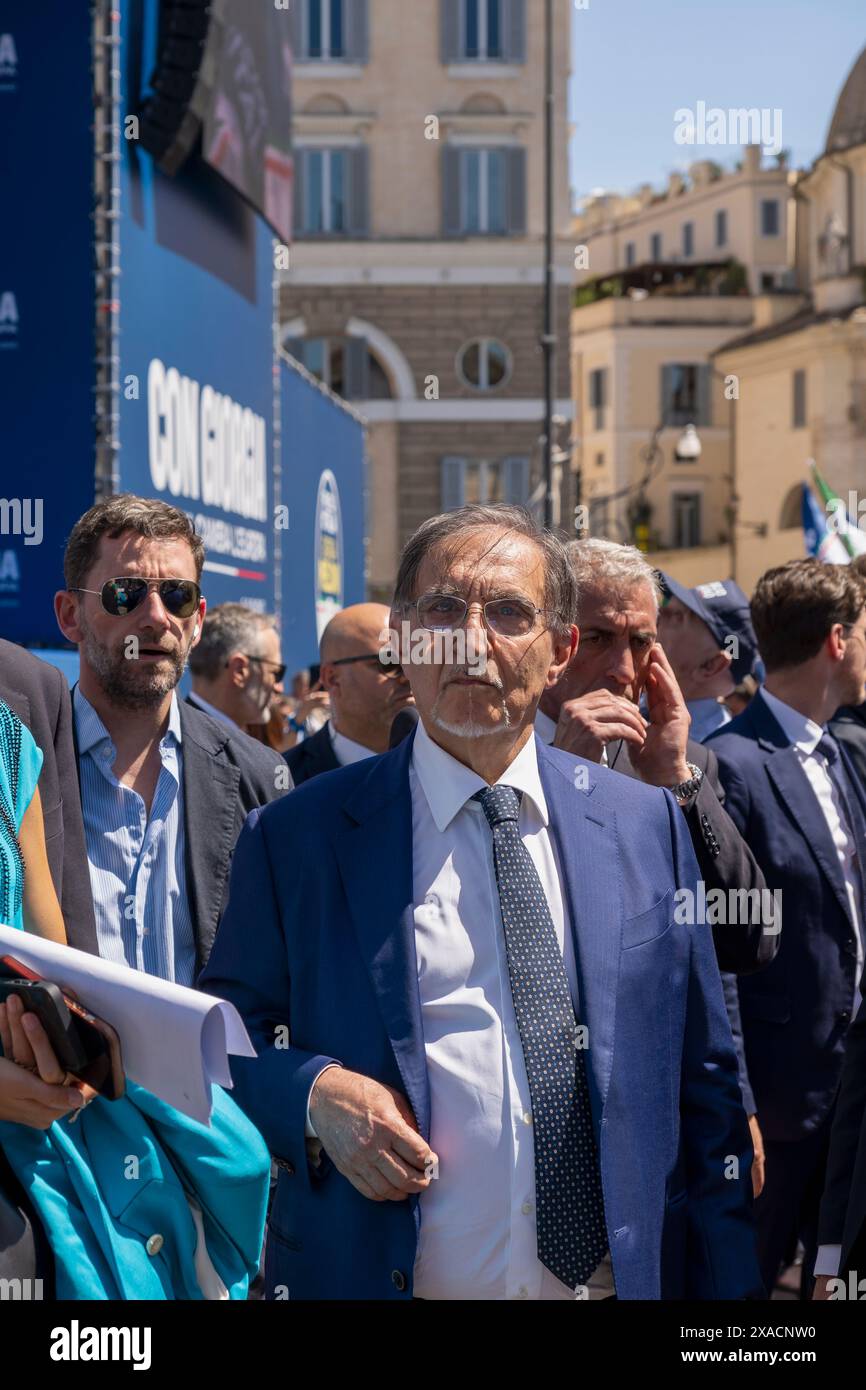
[630,644,692,788]
[551,689,648,762]
[748,1114,765,1198]
[309,1067,437,1202]
[0,997,86,1129]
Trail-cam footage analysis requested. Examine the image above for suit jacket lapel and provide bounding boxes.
[765,746,856,929]
[337,735,430,1140]
[179,704,241,967]
[538,741,621,1117]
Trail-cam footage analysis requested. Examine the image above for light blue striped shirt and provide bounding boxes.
[74,688,197,987]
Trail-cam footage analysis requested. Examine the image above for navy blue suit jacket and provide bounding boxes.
[201,732,760,1300]
[708,692,865,1143]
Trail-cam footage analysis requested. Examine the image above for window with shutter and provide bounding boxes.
[441,457,466,511]
[344,337,370,400]
[347,147,369,237]
[792,369,806,429]
[345,0,369,63]
[440,0,460,63]
[502,456,530,504]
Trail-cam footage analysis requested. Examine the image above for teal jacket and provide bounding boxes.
[0,1082,270,1299]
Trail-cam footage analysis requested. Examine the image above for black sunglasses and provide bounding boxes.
[330,653,404,675]
[71,577,202,619]
[243,655,287,682]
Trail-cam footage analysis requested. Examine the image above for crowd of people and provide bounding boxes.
[1,491,865,1302]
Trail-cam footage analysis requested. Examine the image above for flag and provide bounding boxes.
[809,461,866,557]
[802,482,849,563]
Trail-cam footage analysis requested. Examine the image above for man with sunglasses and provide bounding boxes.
[54,494,290,987]
[187,604,286,732]
[285,603,414,786]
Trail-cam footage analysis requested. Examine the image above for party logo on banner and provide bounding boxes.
[315,470,343,641]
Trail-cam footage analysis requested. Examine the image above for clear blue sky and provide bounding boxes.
[568,0,866,207]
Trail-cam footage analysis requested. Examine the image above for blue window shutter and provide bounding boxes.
[347,147,369,236]
[502,455,530,504]
[504,0,526,62]
[441,0,461,62]
[344,337,370,399]
[441,457,466,510]
[696,365,711,426]
[346,0,369,63]
[506,147,527,235]
[442,146,462,237]
[293,149,307,234]
[660,365,673,425]
[290,0,306,59]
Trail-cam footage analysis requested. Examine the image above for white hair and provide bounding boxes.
[566,538,663,612]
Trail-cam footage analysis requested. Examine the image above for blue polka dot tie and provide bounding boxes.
[474,784,608,1290]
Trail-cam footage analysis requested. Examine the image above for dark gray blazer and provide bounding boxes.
[606,733,775,1118]
[0,639,98,953]
[818,988,866,1277]
[284,720,340,787]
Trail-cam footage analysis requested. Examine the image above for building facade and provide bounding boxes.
[716,47,866,591]
[571,145,797,581]
[282,0,574,600]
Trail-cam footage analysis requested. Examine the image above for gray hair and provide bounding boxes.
[392,504,577,635]
[566,538,663,610]
[188,603,276,681]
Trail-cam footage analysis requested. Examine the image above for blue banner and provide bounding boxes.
[279,360,366,676]
[117,0,278,617]
[0,3,95,644]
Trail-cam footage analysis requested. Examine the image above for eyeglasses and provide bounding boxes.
[243,655,287,682]
[71,577,201,619]
[411,592,551,639]
[330,653,404,676]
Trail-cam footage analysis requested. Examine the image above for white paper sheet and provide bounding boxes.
[0,926,256,1124]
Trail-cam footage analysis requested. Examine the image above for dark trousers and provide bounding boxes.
[754,1116,833,1298]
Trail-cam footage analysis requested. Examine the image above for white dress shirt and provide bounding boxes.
[409,718,609,1300]
[329,724,377,767]
[760,689,865,1281]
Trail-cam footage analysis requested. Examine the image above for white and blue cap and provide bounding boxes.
[660,574,760,683]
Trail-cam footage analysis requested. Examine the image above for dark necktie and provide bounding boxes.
[473,783,608,1290]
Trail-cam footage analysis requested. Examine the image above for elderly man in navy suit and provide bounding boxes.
[203,504,760,1301]
[708,559,866,1297]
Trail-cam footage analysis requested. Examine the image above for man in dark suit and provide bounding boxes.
[54,493,290,983]
[203,504,760,1301]
[708,558,866,1296]
[815,992,866,1297]
[535,538,775,1199]
[286,602,413,786]
[0,638,97,954]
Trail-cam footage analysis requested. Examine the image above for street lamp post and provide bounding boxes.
[541,0,555,528]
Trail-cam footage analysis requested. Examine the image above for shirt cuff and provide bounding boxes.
[304,1062,342,1139]
[813,1244,842,1277]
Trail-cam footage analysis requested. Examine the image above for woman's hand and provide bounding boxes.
[0,996,88,1128]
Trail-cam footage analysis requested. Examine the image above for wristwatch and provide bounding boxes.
[668,762,703,806]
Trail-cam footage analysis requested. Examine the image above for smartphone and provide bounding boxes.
[0,955,125,1100]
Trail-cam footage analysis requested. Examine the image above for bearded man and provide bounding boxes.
[54,494,289,985]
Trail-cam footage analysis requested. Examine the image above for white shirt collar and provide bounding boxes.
[74,684,183,753]
[411,716,549,833]
[533,707,558,745]
[330,722,377,767]
[760,687,825,756]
